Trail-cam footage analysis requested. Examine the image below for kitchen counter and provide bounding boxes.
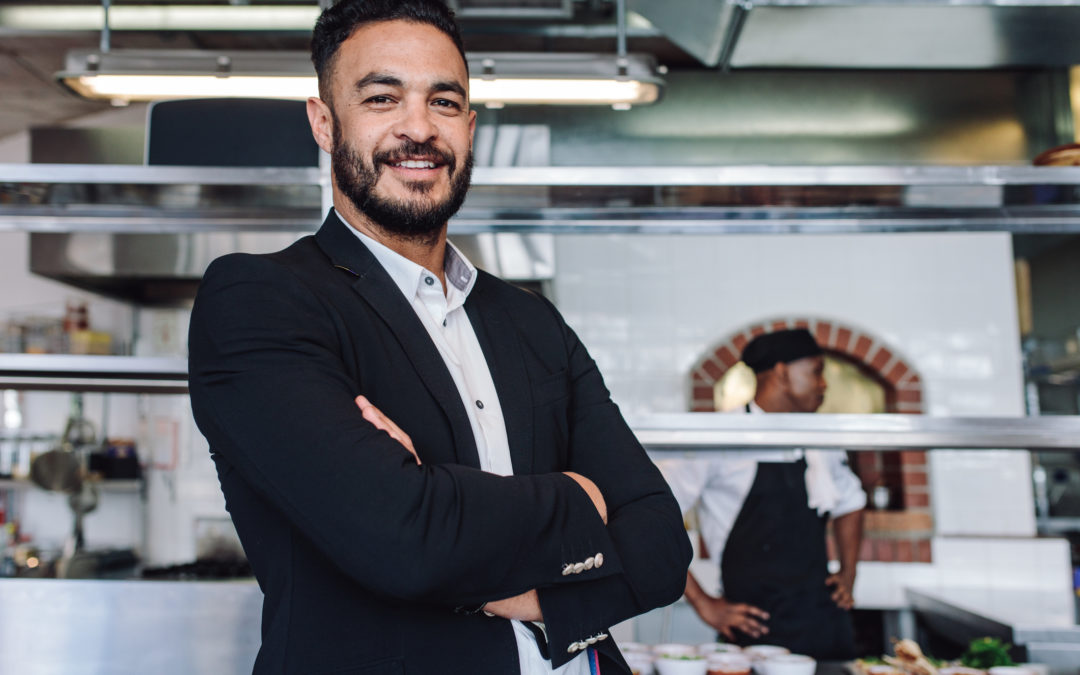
[0,577,261,674]
[906,586,1080,672]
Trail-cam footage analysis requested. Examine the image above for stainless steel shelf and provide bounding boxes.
[0,478,141,492]
[4,163,1080,234]
[633,413,1080,452]
[0,354,188,394]
[5,163,1080,187]
[1,164,323,186]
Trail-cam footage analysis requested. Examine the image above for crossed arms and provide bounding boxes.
[355,394,608,621]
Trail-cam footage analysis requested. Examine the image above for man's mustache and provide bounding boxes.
[373,140,455,170]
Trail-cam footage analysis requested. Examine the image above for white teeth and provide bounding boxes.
[395,160,436,169]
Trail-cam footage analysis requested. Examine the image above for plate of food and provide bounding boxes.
[851,637,1043,675]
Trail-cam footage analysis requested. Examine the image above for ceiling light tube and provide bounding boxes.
[57,50,664,107]
[0,6,320,32]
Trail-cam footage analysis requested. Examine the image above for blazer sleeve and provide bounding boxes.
[188,253,621,607]
[530,296,694,666]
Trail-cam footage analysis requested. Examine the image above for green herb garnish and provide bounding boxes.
[961,637,1015,669]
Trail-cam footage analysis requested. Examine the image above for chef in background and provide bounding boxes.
[661,329,866,659]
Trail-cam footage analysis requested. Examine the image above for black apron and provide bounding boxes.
[719,455,856,660]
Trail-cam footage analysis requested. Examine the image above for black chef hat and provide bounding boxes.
[741,328,823,374]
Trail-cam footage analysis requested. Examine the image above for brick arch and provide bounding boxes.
[688,317,924,414]
[687,317,933,564]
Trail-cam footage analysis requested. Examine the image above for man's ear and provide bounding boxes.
[773,362,790,388]
[307,97,335,154]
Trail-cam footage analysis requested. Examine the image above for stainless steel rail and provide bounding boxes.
[2,354,1078,450]
[0,354,188,394]
[5,163,1080,233]
[633,413,1080,452]
[4,163,1080,186]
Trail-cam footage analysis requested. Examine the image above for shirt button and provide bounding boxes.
[424,276,435,286]
[475,400,484,409]
[442,319,447,327]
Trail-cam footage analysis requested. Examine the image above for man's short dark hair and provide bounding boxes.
[311,0,467,103]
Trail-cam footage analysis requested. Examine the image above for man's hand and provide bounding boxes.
[694,595,770,641]
[562,471,607,524]
[483,589,543,622]
[354,395,419,464]
[825,571,855,610]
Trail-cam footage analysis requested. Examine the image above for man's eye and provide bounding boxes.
[433,99,462,110]
[366,95,393,105]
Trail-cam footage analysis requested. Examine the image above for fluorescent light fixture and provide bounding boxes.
[58,50,664,107]
[0,5,320,31]
[65,74,318,101]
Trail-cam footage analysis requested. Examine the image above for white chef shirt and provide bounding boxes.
[340,212,590,675]
[657,403,865,593]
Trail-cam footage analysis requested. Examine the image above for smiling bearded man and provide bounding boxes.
[187,1,691,673]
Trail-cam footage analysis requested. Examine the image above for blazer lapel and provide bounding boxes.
[314,211,481,469]
[465,278,535,475]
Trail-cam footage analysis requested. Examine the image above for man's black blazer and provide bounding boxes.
[188,211,691,674]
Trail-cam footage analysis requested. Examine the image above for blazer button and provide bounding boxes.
[583,556,595,570]
[594,553,604,568]
[586,636,598,645]
[567,643,579,654]
[561,564,573,576]
[598,633,609,640]
[573,562,585,574]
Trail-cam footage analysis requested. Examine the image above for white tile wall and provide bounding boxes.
[931,450,1036,536]
[550,233,1032,539]
[551,232,1025,418]
[852,537,1072,610]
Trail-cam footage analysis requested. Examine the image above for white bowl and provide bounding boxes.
[865,666,905,675]
[706,653,753,675]
[756,654,816,675]
[743,645,791,661]
[699,642,744,655]
[939,668,987,675]
[655,656,708,675]
[627,653,657,675]
[989,667,1038,675]
[655,644,700,658]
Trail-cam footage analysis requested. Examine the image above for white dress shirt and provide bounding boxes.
[657,403,866,593]
[340,212,590,675]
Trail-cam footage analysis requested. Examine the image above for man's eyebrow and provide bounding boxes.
[431,80,467,99]
[354,72,403,91]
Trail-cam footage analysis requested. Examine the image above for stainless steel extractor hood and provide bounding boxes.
[29,230,555,306]
[629,0,1080,69]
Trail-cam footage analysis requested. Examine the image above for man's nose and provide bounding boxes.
[393,99,437,144]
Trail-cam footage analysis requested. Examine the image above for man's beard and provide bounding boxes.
[331,120,473,246]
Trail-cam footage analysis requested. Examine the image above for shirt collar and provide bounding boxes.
[335,209,476,302]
